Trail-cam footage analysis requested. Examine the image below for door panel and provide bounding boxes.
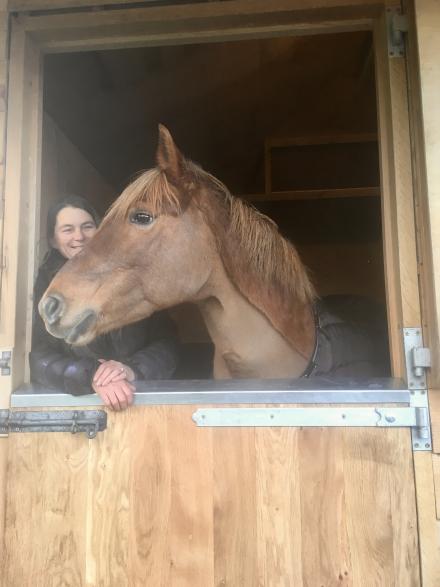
[3,405,420,586]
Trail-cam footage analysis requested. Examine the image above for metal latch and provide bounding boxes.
[0,349,12,376]
[403,328,431,389]
[0,409,107,438]
[387,7,408,57]
[412,346,431,378]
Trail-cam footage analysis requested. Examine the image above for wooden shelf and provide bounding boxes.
[265,133,378,149]
[264,133,380,200]
[244,186,380,202]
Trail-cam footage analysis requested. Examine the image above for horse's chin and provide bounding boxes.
[46,309,98,346]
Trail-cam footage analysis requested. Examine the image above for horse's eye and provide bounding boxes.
[130,211,155,226]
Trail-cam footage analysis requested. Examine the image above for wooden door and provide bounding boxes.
[2,405,420,587]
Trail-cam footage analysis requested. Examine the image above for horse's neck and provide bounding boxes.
[197,269,310,379]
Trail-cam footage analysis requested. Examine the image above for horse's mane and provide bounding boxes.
[104,160,317,357]
[191,165,316,307]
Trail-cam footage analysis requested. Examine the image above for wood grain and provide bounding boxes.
[0,17,42,400]
[213,425,258,586]
[405,0,440,389]
[299,428,352,586]
[3,433,88,587]
[413,452,440,587]
[255,427,303,586]
[413,0,440,390]
[374,12,421,377]
[429,388,440,454]
[3,406,420,586]
[433,453,440,521]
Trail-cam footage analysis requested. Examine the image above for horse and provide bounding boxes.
[39,125,387,379]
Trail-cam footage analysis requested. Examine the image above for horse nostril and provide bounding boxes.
[42,294,64,325]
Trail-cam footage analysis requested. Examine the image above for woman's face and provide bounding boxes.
[51,206,97,259]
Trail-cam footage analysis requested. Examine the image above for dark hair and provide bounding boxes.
[46,194,101,245]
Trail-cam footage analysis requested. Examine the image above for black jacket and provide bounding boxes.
[30,249,179,395]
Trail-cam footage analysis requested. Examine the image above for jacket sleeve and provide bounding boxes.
[122,311,180,381]
[29,272,97,395]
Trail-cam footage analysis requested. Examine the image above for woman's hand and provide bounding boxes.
[93,359,135,387]
[92,379,135,411]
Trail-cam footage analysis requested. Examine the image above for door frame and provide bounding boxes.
[1,1,438,581]
[0,0,423,396]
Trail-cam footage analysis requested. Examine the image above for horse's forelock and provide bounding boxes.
[103,168,182,223]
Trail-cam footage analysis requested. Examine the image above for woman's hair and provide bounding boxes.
[46,194,101,245]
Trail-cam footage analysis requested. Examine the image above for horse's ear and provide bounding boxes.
[156,124,184,184]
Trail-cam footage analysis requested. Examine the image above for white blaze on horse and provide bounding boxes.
[39,126,386,379]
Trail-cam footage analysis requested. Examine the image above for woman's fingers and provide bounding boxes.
[94,360,135,386]
[93,360,122,386]
[93,361,135,385]
[93,380,134,411]
[93,362,109,384]
[99,367,124,387]
[110,381,134,411]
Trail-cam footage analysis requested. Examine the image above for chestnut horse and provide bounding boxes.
[39,126,384,379]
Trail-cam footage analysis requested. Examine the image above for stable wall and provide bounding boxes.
[39,113,115,262]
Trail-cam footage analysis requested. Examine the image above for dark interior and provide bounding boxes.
[42,30,386,378]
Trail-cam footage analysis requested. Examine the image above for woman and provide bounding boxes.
[30,194,179,411]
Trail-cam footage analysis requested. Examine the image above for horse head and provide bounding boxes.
[40,125,316,372]
[39,125,219,345]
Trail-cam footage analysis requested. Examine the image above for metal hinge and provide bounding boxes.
[0,409,107,439]
[403,328,431,390]
[193,406,425,428]
[403,327,432,450]
[192,402,430,451]
[0,348,12,376]
[387,7,408,57]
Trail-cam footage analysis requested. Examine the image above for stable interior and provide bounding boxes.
[40,30,387,378]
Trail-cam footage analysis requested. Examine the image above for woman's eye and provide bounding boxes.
[130,211,155,226]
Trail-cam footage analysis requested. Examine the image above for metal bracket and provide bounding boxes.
[387,7,408,57]
[410,389,431,451]
[193,406,422,429]
[0,409,107,439]
[0,349,12,376]
[403,328,430,390]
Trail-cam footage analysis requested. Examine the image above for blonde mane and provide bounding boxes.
[187,162,316,306]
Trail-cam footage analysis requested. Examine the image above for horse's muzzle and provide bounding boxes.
[65,310,98,345]
[39,293,98,345]
[40,294,64,325]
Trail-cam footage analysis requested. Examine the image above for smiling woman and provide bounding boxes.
[30,194,180,410]
[51,206,98,259]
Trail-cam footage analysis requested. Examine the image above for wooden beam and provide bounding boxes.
[0,18,43,401]
[266,132,377,148]
[247,186,380,201]
[374,10,421,377]
[413,452,440,586]
[8,0,384,15]
[11,0,381,53]
[410,0,440,392]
